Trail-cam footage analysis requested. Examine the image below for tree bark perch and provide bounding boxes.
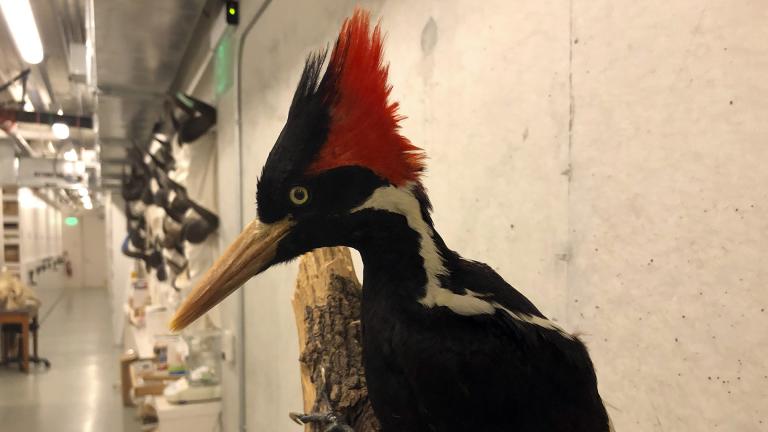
[291,247,381,432]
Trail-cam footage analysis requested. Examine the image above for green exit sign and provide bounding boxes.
[65,216,79,226]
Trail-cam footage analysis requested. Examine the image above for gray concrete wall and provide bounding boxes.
[216,1,768,430]
[569,2,768,429]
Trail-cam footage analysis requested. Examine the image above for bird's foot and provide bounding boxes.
[289,411,354,432]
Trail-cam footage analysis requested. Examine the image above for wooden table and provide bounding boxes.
[0,308,32,372]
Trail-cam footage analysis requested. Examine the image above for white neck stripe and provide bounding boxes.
[353,184,572,337]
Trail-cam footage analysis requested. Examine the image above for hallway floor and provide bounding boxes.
[0,285,139,432]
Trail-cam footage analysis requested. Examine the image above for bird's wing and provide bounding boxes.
[442,256,549,318]
[395,256,611,431]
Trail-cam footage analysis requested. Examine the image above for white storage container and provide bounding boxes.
[155,396,220,432]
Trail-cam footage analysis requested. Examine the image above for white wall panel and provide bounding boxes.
[236,1,366,428]
[62,212,84,289]
[106,195,134,344]
[214,70,244,432]
[569,1,768,430]
[81,212,107,289]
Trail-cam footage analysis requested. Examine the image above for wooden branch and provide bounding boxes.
[292,247,380,432]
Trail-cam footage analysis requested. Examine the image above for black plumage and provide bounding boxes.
[352,197,610,432]
[261,164,611,431]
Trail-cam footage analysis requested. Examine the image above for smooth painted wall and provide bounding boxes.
[215,1,767,430]
[106,195,135,344]
[62,210,107,290]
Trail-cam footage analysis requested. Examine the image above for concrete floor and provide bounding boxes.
[0,284,139,432]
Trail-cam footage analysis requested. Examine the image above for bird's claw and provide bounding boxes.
[288,411,354,432]
[290,411,329,425]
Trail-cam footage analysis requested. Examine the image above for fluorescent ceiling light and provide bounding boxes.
[74,161,86,175]
[83,200,93,210]
[52,122,70,140]
[63,148,78,161]
[81,149,97,164]
[18,187,44,209]
[0,0,44,64]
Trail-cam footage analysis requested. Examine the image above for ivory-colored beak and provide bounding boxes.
[169,218,293,331]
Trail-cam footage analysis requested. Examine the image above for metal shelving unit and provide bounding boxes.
[1,187,21,279]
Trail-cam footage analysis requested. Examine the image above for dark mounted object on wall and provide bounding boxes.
[126,217,147,250]
[121,236,149,261]
[171,92,216,144]
[155,261,168,282]
[162,216,183,250]
[142,164,221,245]
[182,200,220,244]
[225,1,239,25]
[165,183,192,222]
[156,176,220,244]
[121,169,146,202]
[164,248,188,275]
[121,236,167,281]
[140,188,154,205]
[122,147,152,202]
[153,185,170,208]
[147,138,176,172]
[128,227,146,249]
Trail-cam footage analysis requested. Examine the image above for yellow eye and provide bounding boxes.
[289,186,310,206]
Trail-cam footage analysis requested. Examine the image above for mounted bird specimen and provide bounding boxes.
[172,9,612,432]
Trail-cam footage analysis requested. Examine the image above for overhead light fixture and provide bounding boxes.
[77,187,88,197]
[52,122,70,140]
[23,96,34,112]
[18,187,44,209]
[63,148,78,161]
[74,160,86,176]
[81,149,97,164]
[0,0,44,64]
[83,200,93,210]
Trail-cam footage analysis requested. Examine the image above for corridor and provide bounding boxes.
[0,284,138,432]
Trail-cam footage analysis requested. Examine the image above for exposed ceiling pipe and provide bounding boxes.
[1,124,95,142]
[0,108,94,129]
[33,63,57,110]
[0,69,30,99]
[33,188,67,211]
[0,108,94,157]
[0,121,39,157]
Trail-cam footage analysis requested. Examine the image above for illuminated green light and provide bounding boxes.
[228,7,235,15]
[215,32,234,95]
[65,216,79,226]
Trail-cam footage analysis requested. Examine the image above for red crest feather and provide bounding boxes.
[305,9,425,186]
